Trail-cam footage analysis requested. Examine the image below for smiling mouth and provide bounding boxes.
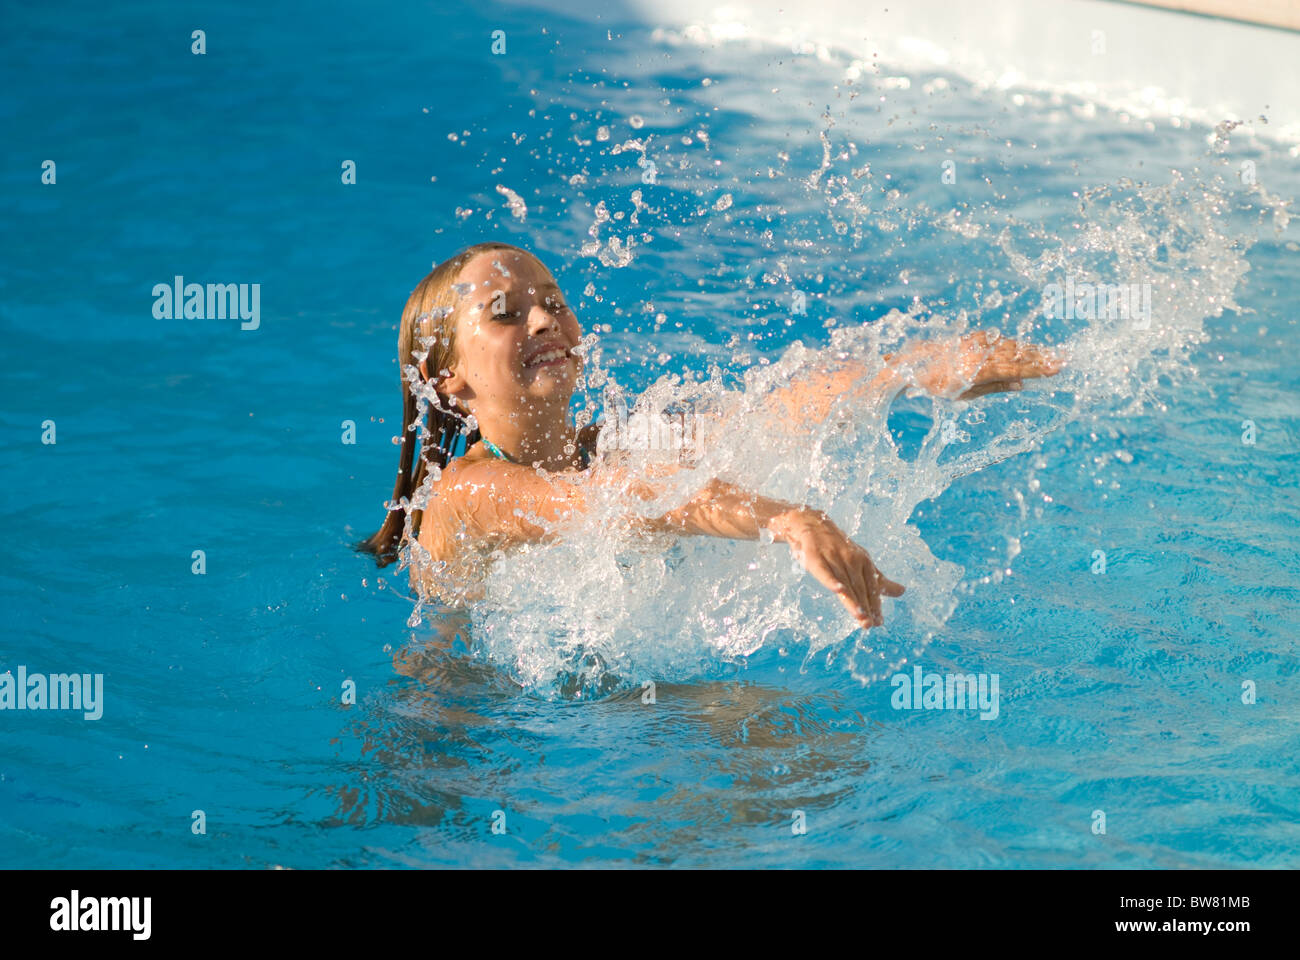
[523,346,572,370]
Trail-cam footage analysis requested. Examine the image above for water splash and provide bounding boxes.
[495,184,527,221]
[438,156,1261,698]
[394,36,1280,699]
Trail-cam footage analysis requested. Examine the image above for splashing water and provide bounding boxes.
[412,167,1265,698]
[495,184,528,221]
[401,34,1286,702]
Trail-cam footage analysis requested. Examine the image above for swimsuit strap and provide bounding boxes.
[479,433,592,468]
[479,436,513,462]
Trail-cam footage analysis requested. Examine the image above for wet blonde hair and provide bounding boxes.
[357,241,549,566]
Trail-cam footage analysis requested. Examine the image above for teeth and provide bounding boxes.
[526,348,567,367]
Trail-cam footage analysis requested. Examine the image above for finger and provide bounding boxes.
[818,561,867,624]
[806,556,852,608]
[846,555,878,627]
[1035,345,1067,374]
[837,590,873,630]
[965,332,1001,372]
[957,379,1021,400]
[879,573,906,597]
[968,336,1022,384]
[828,555,869,626]
[993,339,1031,376]
[829,557,874,629]
[846,553,879,625]
[861,558,884,626]
[1012,343,1064,378]
[1016,343,1056,374]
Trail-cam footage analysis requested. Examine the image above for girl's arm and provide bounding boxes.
[880,330,1066,401]
[644,476,905,629]
[441,458,903,630]
[754,330,1067,428]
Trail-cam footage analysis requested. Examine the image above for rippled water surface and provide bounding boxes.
[2,0,1298,867]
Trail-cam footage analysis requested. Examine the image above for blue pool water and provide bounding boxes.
[2,0,1298,868]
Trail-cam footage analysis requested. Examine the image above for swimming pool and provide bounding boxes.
[2,0,1297,868]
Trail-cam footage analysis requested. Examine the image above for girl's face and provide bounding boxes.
[439,250,582,415]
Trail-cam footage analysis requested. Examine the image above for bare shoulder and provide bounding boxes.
[416,456,505,561]
[429,451,589,547]
[431,454,549,518]
[436,452,516,489]
[419,455,508,532]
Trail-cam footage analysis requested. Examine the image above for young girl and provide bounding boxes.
[359,241,1065,632]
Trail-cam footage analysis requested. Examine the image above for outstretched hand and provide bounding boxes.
[885,330,1067,401]
[770,508,905,631]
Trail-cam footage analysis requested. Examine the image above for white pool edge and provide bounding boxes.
[505,0,1300,149]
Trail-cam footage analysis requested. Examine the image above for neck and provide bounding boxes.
[470,400,579,470]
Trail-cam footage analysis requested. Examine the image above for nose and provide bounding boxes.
[526,301,561,336]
